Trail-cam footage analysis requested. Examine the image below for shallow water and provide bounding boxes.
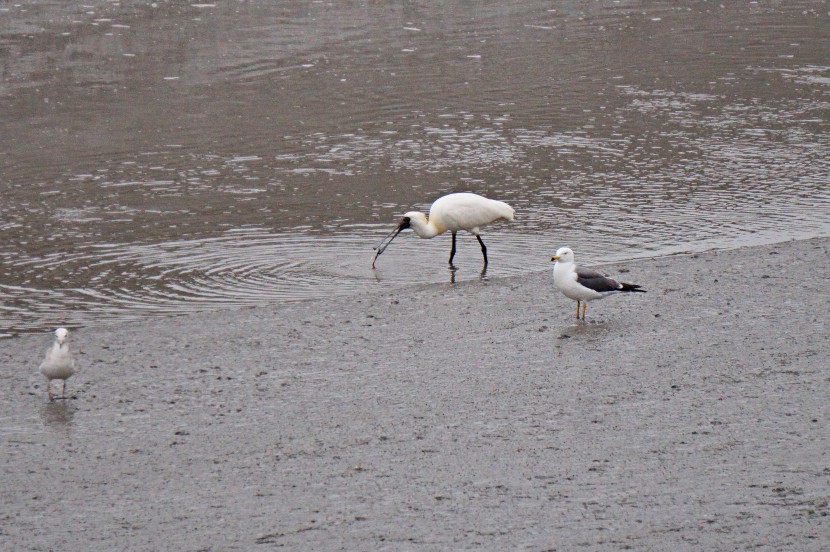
[2,0,829,336]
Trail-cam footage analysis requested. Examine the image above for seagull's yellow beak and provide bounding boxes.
[551,255,559,261]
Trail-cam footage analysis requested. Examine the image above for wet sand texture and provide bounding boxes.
[2,238,829,550]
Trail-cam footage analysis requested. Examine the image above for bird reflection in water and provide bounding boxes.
[40,400,77,433]
[449,264,488,284]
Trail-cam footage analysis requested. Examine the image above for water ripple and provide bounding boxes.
[2,1,830,336]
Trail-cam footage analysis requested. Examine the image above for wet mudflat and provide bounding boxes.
[2,237,828,550]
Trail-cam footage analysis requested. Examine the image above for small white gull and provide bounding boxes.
[551,247,645,320]
[39,327,76,401]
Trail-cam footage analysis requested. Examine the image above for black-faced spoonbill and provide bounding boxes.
[372,192,514,268]
[551,247,645,320]
[39,327,76,401]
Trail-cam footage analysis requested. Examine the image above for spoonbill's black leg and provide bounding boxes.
[448,232,457,265]
[476,235,488,266]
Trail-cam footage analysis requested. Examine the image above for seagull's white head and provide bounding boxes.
[54,327,69,345]
[551,247,575,264]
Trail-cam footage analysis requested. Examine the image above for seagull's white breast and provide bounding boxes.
[40,344,75,381]
[553,262,603,301]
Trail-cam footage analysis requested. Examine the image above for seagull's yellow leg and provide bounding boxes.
[581,302,588,320]
[575,301,580,320]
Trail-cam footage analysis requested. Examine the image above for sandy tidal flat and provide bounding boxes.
[1,238,829,550]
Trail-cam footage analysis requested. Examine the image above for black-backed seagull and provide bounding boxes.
[551,247,645,320]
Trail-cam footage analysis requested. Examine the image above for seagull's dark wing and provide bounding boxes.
[574,265,622,293]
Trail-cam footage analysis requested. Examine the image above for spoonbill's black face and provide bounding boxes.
[372,217,411,268]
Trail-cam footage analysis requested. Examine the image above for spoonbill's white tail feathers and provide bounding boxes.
[372,192,514,268]
[39,327,76,401]
[551,247,645,321]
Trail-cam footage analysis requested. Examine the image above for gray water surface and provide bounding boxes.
[2,1,829,335]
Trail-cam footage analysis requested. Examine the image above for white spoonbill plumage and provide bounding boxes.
[39,327,76,401]
[551,247,645,320]
[372,192,515,268]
